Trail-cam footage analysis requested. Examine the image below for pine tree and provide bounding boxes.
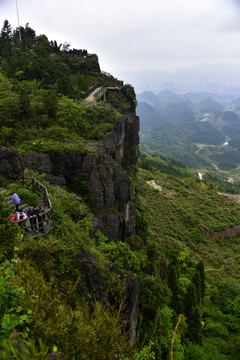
[0,20,12,57]
[192,271,201,305]
[196,260,206,299]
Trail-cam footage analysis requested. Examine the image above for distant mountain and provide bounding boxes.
[119,62,240,97]
[136,102,164,130]
[137,88,240,169]
[230,97,240,110]
[196,98,224,113]
[222,121,240,138]
[156,90,183,105]
[137,91,159,105]
[181,92,216,104]
[157,102,195,123]
[221,111,239,124]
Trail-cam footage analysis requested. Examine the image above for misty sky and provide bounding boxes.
[1,0,240,77]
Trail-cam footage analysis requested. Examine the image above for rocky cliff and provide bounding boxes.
[0,97,139,243]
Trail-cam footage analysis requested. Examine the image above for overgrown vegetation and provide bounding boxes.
[0,20,123,153]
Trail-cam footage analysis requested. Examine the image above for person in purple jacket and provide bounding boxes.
[11,193,20,212]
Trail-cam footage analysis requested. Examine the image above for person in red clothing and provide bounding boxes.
[8,213,17,222]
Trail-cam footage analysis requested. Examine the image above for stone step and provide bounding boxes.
[19,203,28,210]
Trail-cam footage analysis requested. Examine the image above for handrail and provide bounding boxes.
[20,176,52,209]
[17,176,54,235]
[82,83,100,99]
[78,82,124,104]
[93,83,108,102]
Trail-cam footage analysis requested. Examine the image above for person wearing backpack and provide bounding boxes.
[11,193,20,212]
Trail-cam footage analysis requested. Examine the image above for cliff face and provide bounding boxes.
[0,97,140,345]
[0,104,139,243]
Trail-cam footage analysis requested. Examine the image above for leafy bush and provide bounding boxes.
[0,177,9,187]
[0,260,35,359]
[96,234,147,273]
[57,96,118,139]
[14,263,129,360]
[122,84,137,104]
[17,188,38,206]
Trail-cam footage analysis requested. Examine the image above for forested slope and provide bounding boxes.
[1,21,240,360]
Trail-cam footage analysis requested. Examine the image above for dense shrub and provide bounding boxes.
[17,188,38,206]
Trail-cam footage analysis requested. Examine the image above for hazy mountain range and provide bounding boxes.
[119,62,240,97]
[137,89,240,170]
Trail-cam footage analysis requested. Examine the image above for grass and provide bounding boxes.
[136,168,240,262]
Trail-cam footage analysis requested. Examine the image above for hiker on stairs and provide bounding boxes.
[36,206,43,232]
[27,205,37,231]
[17,211,27,227]
[11,193,20,212]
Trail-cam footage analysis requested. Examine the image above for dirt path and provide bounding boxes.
[205,254,240,272]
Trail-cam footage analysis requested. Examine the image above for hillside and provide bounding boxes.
[1,22,240,360]
[136,157,240,359]
[137,90,240,171]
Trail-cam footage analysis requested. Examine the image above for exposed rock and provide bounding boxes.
[102,113,139,165]
[76,248,107,305]
[46,151,84,184]
[44,174,67,189]
[20,152,52,174]
[89,212,102,231]
[96,212,126,242]
[211,225,240,239]
[0,146,23,178]
[19,148,135,241]
[83,153,135,241]
[0,94,140,349]
[48,353,64,360]
[121,274,139,346]
[1,101,139,243]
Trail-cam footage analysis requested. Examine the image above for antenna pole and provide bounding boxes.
[15,0,21,41]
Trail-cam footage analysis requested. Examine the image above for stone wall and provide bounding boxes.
[211,225,240,239]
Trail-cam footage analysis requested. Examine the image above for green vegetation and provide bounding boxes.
[0,20,123,153]
[138,153,199,179]
[3,156,240,359]
[1,21,240,360]
[137,90,240,171]
[135,160,240,359]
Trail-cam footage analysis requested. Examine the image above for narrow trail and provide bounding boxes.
[205,254,240,272]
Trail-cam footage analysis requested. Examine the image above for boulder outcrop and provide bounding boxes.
[0,146,23,178]
[14,111,139,242]
[121,274,139,346]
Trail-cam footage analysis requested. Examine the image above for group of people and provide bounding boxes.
[26,205,44,232]
[9,193,44,232]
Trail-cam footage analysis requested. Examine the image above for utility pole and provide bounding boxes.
[16,0,21,41]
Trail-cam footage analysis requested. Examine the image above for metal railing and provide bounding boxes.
[82,83,100,99]
[77,81,124,105]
